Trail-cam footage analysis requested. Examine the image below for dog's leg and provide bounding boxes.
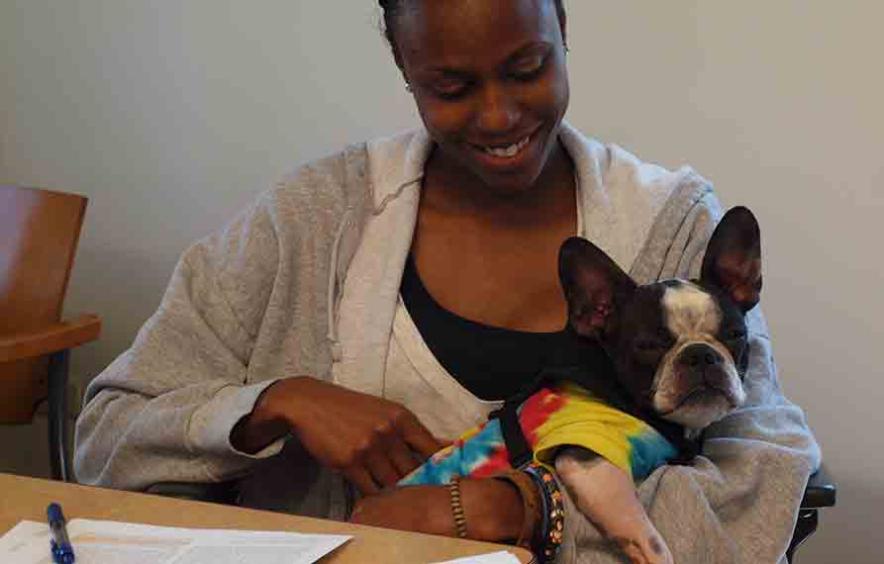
[555,447,673,564]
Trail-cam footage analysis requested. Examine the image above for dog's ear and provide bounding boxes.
[559,237,637,339]
[700,206,762,312]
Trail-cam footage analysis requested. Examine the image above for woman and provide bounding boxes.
[74,1,820,561]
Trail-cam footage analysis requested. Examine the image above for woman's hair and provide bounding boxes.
[378,0,567,65]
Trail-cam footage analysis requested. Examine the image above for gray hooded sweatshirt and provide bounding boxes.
[75,124,820,563]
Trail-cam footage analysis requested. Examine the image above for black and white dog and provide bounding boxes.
[554,206,761,563]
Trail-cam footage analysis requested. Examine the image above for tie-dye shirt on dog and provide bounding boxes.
[399,381,678,486]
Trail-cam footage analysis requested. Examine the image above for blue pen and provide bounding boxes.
[47,503,76,564]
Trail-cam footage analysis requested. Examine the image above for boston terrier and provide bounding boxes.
[400,206,762,564]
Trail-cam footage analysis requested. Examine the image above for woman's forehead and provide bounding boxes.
[396,0,562,67]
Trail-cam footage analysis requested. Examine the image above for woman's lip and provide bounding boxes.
[469,131,536,151]
[467,129,542,171]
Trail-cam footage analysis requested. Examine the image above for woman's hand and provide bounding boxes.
[349,479,526,542]
[349,485,452,535]
[231,376,445,495]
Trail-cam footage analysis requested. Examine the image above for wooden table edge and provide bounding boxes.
[0,473,535,563]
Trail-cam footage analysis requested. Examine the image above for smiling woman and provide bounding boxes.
[73,1,821,563]
[390,0,570,196]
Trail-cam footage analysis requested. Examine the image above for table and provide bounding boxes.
[0,473,534,563]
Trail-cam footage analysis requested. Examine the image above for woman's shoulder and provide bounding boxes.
[562,122,714,212]
[562,123,719,275]
[204,128,424,262]
[262,128,426,220]
[193,139,374,271]
[267,140,373,215]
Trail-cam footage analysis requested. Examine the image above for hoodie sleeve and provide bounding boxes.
[557,187,821,563]
[74,191,288,490]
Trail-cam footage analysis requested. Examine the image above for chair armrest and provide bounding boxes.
[801,463,836,509]
[0,314,101,362]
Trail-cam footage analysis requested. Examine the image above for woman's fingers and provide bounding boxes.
[353,424,440,493]
[268,377,446,493]
[387,436,422,478]
[435,437,454,449]
[397,412,446,459]
[344,466,380,496]
[365,449,401,488]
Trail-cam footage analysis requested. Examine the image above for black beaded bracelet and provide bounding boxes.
[522,463,564,563]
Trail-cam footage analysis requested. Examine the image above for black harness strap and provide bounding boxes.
[493,402,534,469]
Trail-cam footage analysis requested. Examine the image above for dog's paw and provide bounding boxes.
[611,531,674,564]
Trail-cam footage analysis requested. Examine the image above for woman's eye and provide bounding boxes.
[433,79,469,99]
[511,57,546,80]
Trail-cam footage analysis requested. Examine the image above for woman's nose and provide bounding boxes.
[475,83,521,134]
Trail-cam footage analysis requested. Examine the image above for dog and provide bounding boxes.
[400,206,762,564]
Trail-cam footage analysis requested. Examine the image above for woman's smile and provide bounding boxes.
[467,126,543,174]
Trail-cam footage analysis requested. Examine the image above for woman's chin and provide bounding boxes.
[430,131,562,200]
[477,173,546,198]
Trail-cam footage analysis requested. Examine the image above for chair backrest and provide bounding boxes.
[0,186,87,422]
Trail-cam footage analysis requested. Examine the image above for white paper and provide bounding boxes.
[0,519,351,564]
[434,550,522,564]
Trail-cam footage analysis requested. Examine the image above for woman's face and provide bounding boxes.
[395,0,570,195]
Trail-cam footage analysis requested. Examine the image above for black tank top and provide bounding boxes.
[400,254,601,401]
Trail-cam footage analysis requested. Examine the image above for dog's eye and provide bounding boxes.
[635,339,665,352]
[726,328,747,341]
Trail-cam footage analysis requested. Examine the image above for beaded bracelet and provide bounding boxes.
[447,476,468,538]
[493,469,542,548]
[522,462,565,563]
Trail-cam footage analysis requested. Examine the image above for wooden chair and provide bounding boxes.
[0,186,101,481]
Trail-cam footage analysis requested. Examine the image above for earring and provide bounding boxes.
[405,82,413,93]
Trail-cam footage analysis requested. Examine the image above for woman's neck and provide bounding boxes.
[421,138,576,228]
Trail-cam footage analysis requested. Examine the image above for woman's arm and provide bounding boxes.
[74,194,287,490]
[76,192,444,495]
[231,375,444,495]
[349,478,526,542]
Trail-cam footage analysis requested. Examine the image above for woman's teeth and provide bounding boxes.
[483,136,530,158]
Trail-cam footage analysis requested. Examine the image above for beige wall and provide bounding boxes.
[2,2,880,562]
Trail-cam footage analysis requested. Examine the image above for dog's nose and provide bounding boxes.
[681,343,723,367]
